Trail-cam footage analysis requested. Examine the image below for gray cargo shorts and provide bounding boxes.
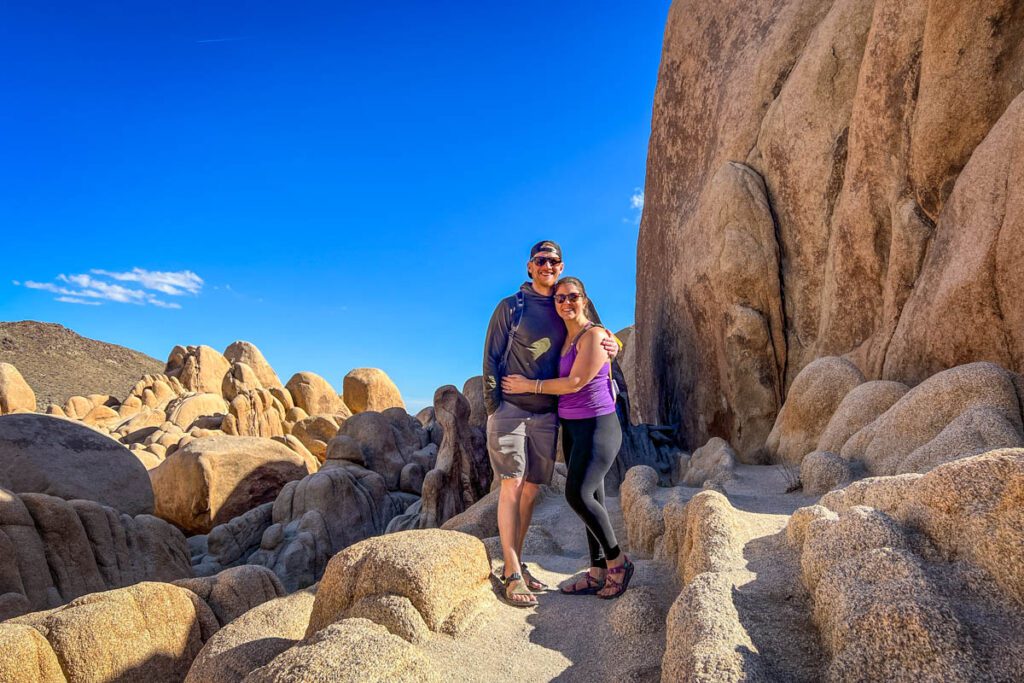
[486,401,558,485]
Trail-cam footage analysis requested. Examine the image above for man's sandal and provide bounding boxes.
[520,562,549,592]
[599,557,635,600]
[500,573,538,607]
[560,571,605,595]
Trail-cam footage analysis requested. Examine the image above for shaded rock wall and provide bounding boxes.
[636,0,1024,453]
[0,487,191,621]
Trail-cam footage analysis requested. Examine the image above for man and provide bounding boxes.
[482,240,618,606]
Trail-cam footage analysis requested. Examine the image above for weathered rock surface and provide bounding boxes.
[284,372,346,417]
[0,362,36,414]
[764,357,865,466]
[839,362,1024,475]
[243,618,437,683]
[0,413,154,515]
[184,588,316,683]
[342,367,406,414]
[335,408,433,490]
[150,436,315,535]
[190,502,274,576]
[0,623,65,682]
[634,0,1024,455]
[247,459,416,591]
[306,529,493,638]
[166,345,232,395]
[223,341,282,389]
[816,380,909,454]
[789,449,1024,680]
[174,565,285,627]
[0,487,191,620]
[682,437,736,489]
[167,393,229,431]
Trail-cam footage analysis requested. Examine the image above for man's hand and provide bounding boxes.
[501,374,533,394]
[600,334,619,361]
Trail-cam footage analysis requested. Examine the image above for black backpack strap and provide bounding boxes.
[499,291,525,375]
[569,322,597,349]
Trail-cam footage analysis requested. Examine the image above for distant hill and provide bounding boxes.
[0,321,165,408]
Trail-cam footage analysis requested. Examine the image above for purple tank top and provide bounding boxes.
[557,330,617,420]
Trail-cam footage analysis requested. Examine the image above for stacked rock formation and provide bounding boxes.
[635,0,1024,458]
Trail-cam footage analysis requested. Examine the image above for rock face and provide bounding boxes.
[284,372,346,417]
[166,345,232,395]
[0,487,190,620]
[223,341,282,389]
[788,449,1024,680]
[306,529,493,638]
[634,0,1024,451]
[764,357,865,465]
[335,409,434,490]
[0,362,36,414]
[0,413,154,515]
[342,368,405,414]
[247,459,416,592]
[150,436,315,535]
[13,582,212,683]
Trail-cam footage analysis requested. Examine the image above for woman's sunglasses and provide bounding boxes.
[554,293,583,304]
[531,256,562,267]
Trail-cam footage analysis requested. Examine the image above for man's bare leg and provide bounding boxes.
[497,477,533,604]
[514,481,541,558]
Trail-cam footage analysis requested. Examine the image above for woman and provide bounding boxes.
[502,277,633,599]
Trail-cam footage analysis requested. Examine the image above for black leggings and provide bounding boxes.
[561,413,623,568]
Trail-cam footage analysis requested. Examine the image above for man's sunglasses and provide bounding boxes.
[531,256,562,267]
[554,293,583,304]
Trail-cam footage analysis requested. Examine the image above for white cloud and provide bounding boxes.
[18,268,202,309]
[11,280,20,286]
[55,296,102,306]
[89,268,204,295]
[630,189,644,210]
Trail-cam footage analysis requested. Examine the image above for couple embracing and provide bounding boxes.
[482,240,634,607]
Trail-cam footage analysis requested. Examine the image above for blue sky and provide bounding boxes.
[1,1,669,412]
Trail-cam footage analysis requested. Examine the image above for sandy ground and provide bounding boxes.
[417,465,822,682]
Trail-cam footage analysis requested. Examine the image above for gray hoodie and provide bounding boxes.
[482,282,566,415]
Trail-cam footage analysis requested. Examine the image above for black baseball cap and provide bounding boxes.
[530,240,562,259]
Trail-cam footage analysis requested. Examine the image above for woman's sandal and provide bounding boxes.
[599,557,635,600]
[520,562,549,592]
[560,571,605,596]
[500,573,538,607]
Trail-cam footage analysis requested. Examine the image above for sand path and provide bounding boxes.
[418,465,820,682]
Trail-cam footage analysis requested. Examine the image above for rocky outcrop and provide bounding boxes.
[184,588,316,683]
[788,449,1024,680]
[223,341,282,389]
[0,487,190,620]
[342,368,405,414]
[635,0,1024,453]
[150,436,315,535]
[0,362,36,414]
[173,565,285,627]
[334,408,435,490]
[389,386,491,532]
[305,529,493,640]
[190,503,274,576]
[166,345,232,395]
[681,437,737,489]
[764,357,865,465]
[10,582,214,683]
[247,459,416,591]
[0,413,154,515]
[284,372,347,417]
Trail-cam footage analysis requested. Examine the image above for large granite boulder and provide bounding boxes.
[284,372,347,417]
[0,413,154,515]
[247,460,416,591]
[335,408,433,490]
[633,0,1024,454]
[223,341,282,389]
[0,363,36,415]
[166,345,232,395]
[150,436,315,535]
[0,487,191,620]
[342,368,406,414]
